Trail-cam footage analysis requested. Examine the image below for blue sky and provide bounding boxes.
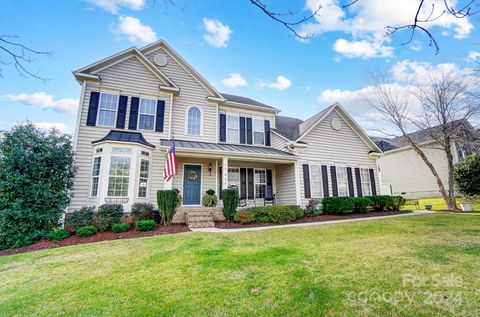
[1,0,479,135]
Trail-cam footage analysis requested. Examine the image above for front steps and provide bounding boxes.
[183,207,216,229]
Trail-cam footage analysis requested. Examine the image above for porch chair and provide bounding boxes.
[264,186,276,206]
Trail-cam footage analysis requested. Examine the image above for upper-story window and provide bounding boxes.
[97,93,119,127]
[187,106,201,135]
[138,98,156,130]
[253,118,264,145]
[227,114,239,143]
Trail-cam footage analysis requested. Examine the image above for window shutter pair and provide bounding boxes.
[302,164,329,198]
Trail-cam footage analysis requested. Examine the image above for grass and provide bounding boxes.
[1,213,479,316]
[402,197,480,211]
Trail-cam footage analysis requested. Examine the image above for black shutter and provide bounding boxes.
[86,91,100,126]
[246,118,253,144]
[219,167,223,199]
[347,167,354,197]
[321,165,329,197]
[264,120,271,146]
[155,100,165,132]
[302,164,311,198]
[219,114,226,142]
[355,168,363,197]
[369,169,377,196]
[128,97,139,130]
[239,117,246,144]
[116,95,128,129]
[240,168,247,199]
[266,169,273,186]
[247,168,254,199]
[330,166,338,196]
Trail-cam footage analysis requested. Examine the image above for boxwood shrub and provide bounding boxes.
[49,228,70,242]
[241,205,303,224]
[322,197,354,214]
[135,220,157,231]
[76,226,97,237]
[366,195,390,212]
[352,197,371,213]
[112,223,131,233]
[96,204,124,231]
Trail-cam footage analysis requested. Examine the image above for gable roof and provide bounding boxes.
[221,93,277,111]
[274,115,304,140]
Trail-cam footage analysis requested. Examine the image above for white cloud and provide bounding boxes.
[409,41,422,51]
[34,122,71,134]
[221,73,248,87]
[86,0,145,14]
[333,38,393,59]
[269,76,292,90]
[467,50,480,61]
[202,18,232,48]
[112,15,157,44]
[4,92,79,115]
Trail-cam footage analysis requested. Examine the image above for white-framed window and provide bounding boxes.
[254,169,266,198]
[97,93,119,127]
[138,98,156,130]
[361,168,372,196]
[227,168,240,188]
[138,158,150,198]
[310,165,323,198]
[107,156,131,197]
[227,114,239,143]
[90,156,102,197]
[187,106,201,135]
[337,166,349,197]
[253,118,265,145]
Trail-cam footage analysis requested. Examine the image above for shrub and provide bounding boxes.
[96,204,124,231]
[136,220,157,231]
[352,197,371,213]
[234,210,255,224]
[173,188,182,207]
[0,123,76,250]
[304,199,320,217]
[221,188,239,221]
[76,226,97,237]
[368,195,390,212]
[322,197,354,214]
[112,223,130,233]
[131,203,158,222]
[386,196,406,211]
[49,228,70,242]
[243,205,303,224]
[157,190,178,226]
[206,189,215,196]
[454,154,480,197]
[66,207,95,231]
[202,191,218,207]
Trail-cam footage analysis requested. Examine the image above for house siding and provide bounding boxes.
[275,163,297,205]
[271,132,289,152]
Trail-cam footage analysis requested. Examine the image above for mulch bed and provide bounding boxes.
[0,224,190,257]
[215,210,412,229]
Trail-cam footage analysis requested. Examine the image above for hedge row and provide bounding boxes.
[234,205,304,224]
[322,195,406,215]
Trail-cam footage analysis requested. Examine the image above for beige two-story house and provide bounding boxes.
[70,39,382,223]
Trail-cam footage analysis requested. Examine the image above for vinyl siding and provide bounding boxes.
[271,132,289,152]
[275,163,297,205]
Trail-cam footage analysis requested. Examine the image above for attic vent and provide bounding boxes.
[153,54,168,67]
[331,118,342,131]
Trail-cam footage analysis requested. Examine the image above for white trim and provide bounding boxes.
[308,163,324,199]
[181,163,203,206]
[168,147,297,163]
[137,156,151,198]
[253,168,267,199]
[335,165,350,197]
[271,130,290,142]
[222,100,279,114]
[294,161,301,205]
[89,154,102,198]
[96,92,119,128]
[184,105,204,136]
[73,81,86,152]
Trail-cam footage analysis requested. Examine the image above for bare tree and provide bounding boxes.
[368,70,480,210]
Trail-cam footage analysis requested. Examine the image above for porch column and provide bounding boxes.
[222,157,229,190]
[294,161,301,205]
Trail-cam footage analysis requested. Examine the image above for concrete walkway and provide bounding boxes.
[191,211,434,233]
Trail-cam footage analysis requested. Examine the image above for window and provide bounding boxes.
[255,169,266,198]
[337,166,349,196]
[187,106,201,135]
[310,165,323,198]
[361,168,372,196]
[138,98,156,130]
[227,114,239,143]
[227,168,240,188]
[138,159,150,197]
[107,156,131,197]
[253,118,265,145]
[91,157,102,197]
[97,93,118,127]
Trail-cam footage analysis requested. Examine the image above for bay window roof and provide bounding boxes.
[92,130,155,148]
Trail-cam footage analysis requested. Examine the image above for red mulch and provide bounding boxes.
[215,210,412,229]
[0,224,190,257]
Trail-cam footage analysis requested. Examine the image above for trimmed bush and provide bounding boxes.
[76,226,97,237]
[49,228,70,242]
[242,205,303,224]
[352,197,371,213]
[206,189,215,196]
[96,204,124,231]
[157,190,178,226]
[322,197,354,214]
[368,195,390,212]
[202,191,218,207]
[221,188,239,221]
[66,207,95,231]
[173,188,182,207]
[112,223,130,233]
[234,210,255,224]
[136,220,157,231]
[131,203,158,222]
[386,196,406,211]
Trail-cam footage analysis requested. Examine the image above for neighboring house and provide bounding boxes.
[69,39,382,223]
[373,120,480,199]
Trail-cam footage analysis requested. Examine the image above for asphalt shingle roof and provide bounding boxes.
[273,106,333,141]
[221,93,276,110]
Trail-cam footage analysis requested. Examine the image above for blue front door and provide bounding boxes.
[183,164,201,205]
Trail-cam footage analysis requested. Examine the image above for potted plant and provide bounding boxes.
[459,195,475,212]
[202,189,218,207]
[424,205,433,211]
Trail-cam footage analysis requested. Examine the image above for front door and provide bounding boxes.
[183,164,202,205]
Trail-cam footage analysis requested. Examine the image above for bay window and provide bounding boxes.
[253,118,264,145]
[227,114,239,143]
[337,166,349,196]
[108,156,131,197]
[138,98,156,130]
[90,156,102,197]
[138,158,150,197]
[97,93,118,127]
[361,168,372,196]
[310,165,323,198]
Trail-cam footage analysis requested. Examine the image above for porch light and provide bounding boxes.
[208,162,213,175]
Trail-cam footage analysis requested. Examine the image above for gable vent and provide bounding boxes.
[153,54,168,67]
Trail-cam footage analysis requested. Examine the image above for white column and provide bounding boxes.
[294,161,301,206]
[222,157,229,190]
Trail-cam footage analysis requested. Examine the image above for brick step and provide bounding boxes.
[188,221,215,229]
[187,216,214,222]
[186,211,212,216]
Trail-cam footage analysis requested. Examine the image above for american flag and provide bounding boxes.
[163,137,177,181]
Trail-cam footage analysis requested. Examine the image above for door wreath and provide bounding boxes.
[187,170,198,181]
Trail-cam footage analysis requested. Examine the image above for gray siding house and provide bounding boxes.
[70,39,382,223]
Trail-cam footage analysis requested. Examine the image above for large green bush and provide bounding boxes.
[157,190,178,226]
[367,195,390,212]
[221,188,239,221]
[65,207,95,231]
[96,204,124,231]
[386,196,406,211]
[135,220,157,231]
[352,197,371,213]
[112,223,131,233]
[322,197,354,214]
[234,210,255,224]
[454,154,480,197]
[242,205,303,224]
[0,123,76,250]
[76,226,97,237]
[130,203,158,222]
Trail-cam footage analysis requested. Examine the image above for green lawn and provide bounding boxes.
[402,197,480,211]
[1,213,479,316]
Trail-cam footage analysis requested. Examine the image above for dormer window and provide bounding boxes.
[97,93,119,127]
[138,98,156,130]
[187,106,201,135]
